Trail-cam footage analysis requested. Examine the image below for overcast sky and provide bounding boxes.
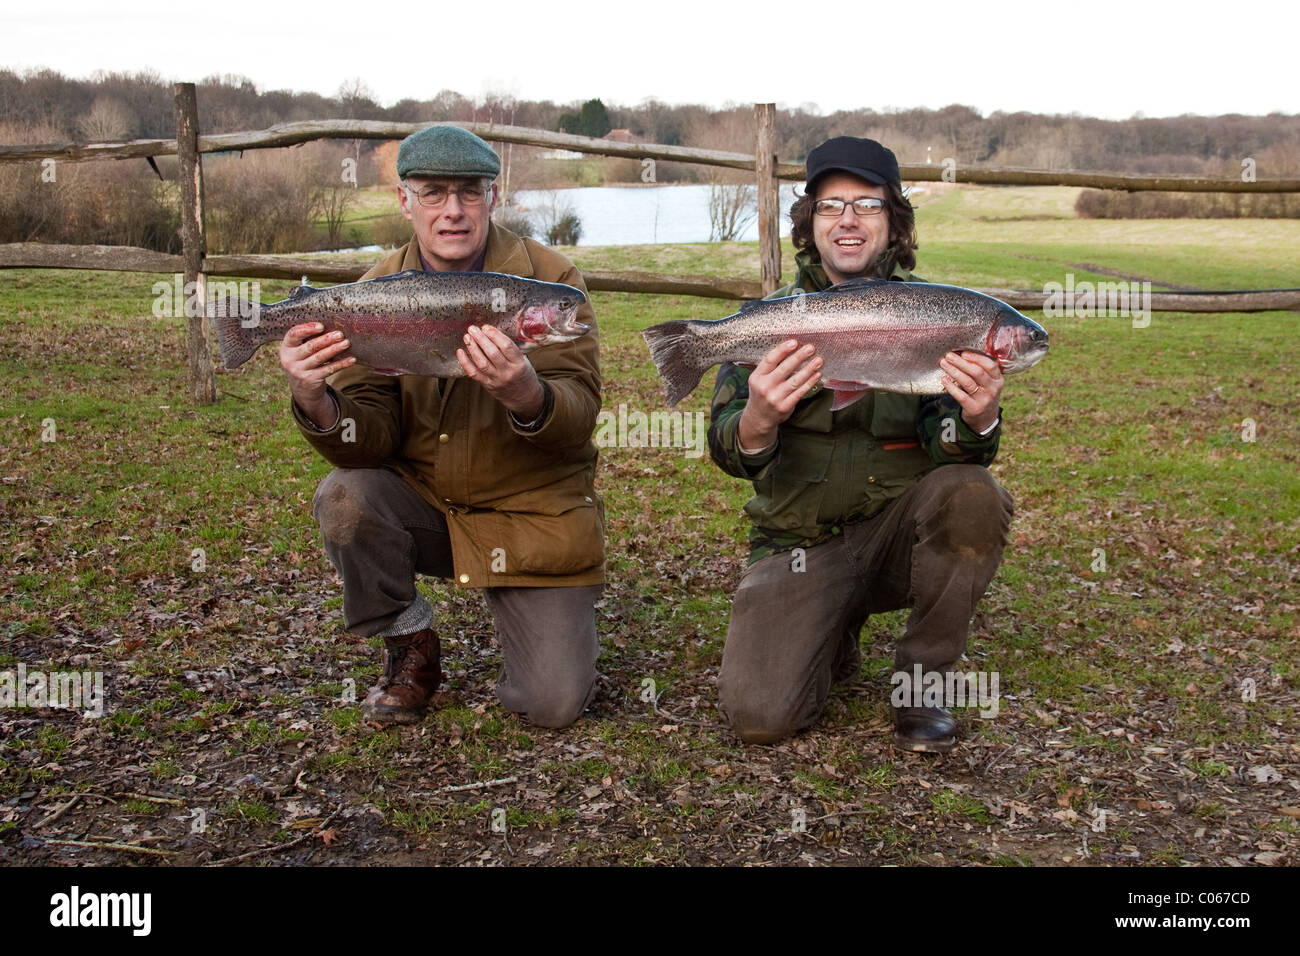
[3,0,1294,120]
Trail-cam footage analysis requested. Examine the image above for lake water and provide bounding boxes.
[507,183,802,246]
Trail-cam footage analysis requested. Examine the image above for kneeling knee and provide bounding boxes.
[927,471,1013,549]
[505,677,594,729]
[313,470,374,545]
[719,695,799,746]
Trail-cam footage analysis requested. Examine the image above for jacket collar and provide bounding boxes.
[793,248,913,293]
[399,221,534,277]
[484,221,534,277]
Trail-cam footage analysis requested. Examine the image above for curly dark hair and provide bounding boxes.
[789,178,918,274]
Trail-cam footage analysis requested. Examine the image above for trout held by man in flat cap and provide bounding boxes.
[210,270,589,376]
[642,277,1049,409]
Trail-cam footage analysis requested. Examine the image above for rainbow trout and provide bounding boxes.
[642,277,1049,409]
[210,269,589,375]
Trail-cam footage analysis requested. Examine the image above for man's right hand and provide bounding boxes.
[280,322,356,429]
[737,339,823,452]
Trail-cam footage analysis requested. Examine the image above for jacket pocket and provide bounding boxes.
[747,438,834,532]
[490,499,606,575]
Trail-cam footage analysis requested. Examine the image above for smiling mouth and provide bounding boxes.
[834,237,865,247]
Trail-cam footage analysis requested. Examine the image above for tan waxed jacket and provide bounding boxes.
[292,222,605,587]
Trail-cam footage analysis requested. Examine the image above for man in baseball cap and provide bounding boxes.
[707,135,1015,754]
[280,126,606,731]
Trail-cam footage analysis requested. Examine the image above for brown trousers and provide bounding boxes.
[717,464,1013,744]
[312,468,601,728]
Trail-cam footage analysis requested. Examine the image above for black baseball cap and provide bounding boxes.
[804,136,900,191]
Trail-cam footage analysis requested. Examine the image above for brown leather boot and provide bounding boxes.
[361,628,441,726]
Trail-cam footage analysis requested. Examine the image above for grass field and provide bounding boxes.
[1,186,1296,866]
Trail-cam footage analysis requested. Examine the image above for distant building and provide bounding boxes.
[603,129,642,144]
[540,128,643,160]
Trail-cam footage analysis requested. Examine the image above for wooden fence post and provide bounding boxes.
[173,82,216,405]
[755,103,780,296]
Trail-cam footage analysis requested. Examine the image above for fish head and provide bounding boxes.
[986,306,1050,374]
[515,283,590,346]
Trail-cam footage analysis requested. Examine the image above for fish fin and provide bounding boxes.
[829,385,872,411]
[737,298,766,312]
[287,284,313,300]
[825,377,871,388]
[735,361,757,370]
[369,269,426,284]
[834,276,888,291]
[641,320,711,406]
[208,306,266,370]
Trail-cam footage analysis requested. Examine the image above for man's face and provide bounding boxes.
[810,172,894,285]
[398,175,496,271]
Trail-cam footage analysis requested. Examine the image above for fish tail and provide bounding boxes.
[642,320,710,406]
[208,305,264,370]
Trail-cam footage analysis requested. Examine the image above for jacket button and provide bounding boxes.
[584,496,593,503]
[438,433,450,444]
[458,573,470,585]
[867,475,876,483]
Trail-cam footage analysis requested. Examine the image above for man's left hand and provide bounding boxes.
[457,325,545,420]
[940,350,1003,433]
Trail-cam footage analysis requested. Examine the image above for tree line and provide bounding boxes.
[2,68,1297,176]
[2,69,1297,252]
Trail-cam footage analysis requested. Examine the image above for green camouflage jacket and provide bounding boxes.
[707,251,1003,563]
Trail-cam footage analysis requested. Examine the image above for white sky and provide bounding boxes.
[2,0,1295,120]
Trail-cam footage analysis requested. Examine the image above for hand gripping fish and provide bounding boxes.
[210,269,590,376]
[642,277,1049,409]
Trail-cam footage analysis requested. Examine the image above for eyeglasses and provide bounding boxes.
[405,183,490,207]
[813,197,885,217]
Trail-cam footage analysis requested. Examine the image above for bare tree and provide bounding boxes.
[707,178,756,242]
[532,193,582,246]
[78,96,134,141]
[315,184,355,248]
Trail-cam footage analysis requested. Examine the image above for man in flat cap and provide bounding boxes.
[279,126,605,729]
[708,136,1014,752]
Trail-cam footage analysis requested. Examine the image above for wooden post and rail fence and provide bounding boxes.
[1,86,1297,402]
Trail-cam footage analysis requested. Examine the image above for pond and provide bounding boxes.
[506,183,803,246]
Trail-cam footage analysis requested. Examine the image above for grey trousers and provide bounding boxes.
[717,464,1014,744]
[312,468,601,728]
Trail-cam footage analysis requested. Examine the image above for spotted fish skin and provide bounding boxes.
[642,277,1049,408]
[210,269,588,376]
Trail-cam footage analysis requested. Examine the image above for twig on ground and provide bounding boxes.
[34,793,83,829]
[42,837,176,857]
[205,809,341,866]
[120,791,186,805]
[432,776,518,795]
[809,808,885,823]
[981,745,1014,776]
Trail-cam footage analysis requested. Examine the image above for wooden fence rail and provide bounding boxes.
[4,242,1296,312]
[3,117,1297,193]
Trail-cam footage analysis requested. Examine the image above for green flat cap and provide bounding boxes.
[397,126,501,179]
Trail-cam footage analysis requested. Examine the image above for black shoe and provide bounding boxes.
[892,706,956,753]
